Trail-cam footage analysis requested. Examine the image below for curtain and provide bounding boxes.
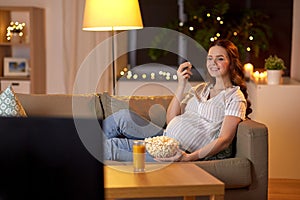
[62,0,112,94]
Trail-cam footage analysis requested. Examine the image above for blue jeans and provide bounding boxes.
[102,109,164,161]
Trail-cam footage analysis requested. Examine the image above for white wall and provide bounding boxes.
[0,0,65,93]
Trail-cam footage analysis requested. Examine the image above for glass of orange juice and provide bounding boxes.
[133,140,146,173]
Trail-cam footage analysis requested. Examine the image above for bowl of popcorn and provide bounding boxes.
[144,136,180,158]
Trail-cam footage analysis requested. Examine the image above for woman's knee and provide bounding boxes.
[111,109,131,121]
[104,109,130,124]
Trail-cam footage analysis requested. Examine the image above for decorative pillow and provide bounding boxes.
[100,92,129,118]
[203,143,235,161]
[0,86,27,117]
[100,92,172,127]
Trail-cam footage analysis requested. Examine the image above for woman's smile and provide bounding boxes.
[209,66,220,71]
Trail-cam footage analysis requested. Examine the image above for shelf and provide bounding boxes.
[0,6,45,94]
[0,42,30,46]
[0,76,30,80]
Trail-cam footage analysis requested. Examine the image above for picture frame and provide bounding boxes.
[3,57,29,77]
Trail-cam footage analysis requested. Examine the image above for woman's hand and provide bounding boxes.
[154,148,197,162]
[177,62,193,88]
[179,152,199,162]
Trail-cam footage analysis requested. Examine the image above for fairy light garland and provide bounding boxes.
[6,21,26,41]
[119,66,178,81]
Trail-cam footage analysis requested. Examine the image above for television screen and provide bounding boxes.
[0,117,104,200]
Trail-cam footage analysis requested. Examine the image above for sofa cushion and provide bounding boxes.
[16,93,103,119]
[0,86,27,117]
[100,92,173,127]
[193,157,252,189]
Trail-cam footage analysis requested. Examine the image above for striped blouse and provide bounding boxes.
[165,82,246,153]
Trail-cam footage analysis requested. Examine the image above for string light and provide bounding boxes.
[126,71,132,79]
[133,74,138,79]
[6,21,26,41]
[150,73,155,80]
[166,2,272,67]
[120,67,179,81]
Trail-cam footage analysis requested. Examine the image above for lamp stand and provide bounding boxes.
[111,29,116,95]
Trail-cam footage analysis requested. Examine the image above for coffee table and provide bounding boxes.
[105,163,224,200]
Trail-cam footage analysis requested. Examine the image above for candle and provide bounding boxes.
[253,70,267,82]
[244,63,254,80]
[259,71,267,79]
[253,71,260,80]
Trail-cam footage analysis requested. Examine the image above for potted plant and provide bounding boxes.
[264,55,286,85]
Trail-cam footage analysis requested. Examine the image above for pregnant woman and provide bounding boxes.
[102,39,252,162]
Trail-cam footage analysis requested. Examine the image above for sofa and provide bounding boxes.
[3,92,268,200]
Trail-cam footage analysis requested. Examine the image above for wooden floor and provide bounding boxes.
[268,179,300,200]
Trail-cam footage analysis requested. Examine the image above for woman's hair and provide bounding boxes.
[209,39,252,118]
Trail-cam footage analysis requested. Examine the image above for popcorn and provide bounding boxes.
[145,136,180,158]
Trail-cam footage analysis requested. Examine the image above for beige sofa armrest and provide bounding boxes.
[235,119,268,199]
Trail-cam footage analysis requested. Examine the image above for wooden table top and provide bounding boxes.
[104,163,224,199]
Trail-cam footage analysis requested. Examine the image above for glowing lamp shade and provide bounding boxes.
[82,0,143,31]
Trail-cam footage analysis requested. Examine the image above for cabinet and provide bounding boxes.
[247,77,300,179]
[0,7,45,94]
[1,79,30,94]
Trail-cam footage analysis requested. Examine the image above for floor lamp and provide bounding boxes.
[82,0,143,95]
